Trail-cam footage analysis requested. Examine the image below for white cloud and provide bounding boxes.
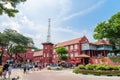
[62,0,106,21]
[0,0,100,49]
[0,21,20,32]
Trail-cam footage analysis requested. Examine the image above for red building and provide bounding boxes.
[1,36,113,65]
[18,49,34,62]
[33,51,43,63]
[52,36,89,65]
[40,36,113,65]
[0,48,34,63]
[42,42,54,65]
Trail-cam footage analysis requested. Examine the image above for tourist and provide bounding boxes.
[38,62,42,70]
[23,63,27,74]
[34,62,38,71]
[2,62,9,79]
[8,64,12,79]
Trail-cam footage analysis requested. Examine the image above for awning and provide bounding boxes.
[75,54,90,58]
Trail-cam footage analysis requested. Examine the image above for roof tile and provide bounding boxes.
[33,51,43,57]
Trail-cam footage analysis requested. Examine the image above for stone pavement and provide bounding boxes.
[0,69,120,80]
[0,68,49,80]
[0,68,24,80]
[23,68,120,80]
[11,69,24,80]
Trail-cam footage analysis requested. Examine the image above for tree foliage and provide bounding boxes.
[59,55,68,61]
[56,46,68,61]
[32,46,42,52]
[10,45,28,54]
[0,28,34,65]
[0,0,26,17]
[56,46,68,56]
[94,12,120,54]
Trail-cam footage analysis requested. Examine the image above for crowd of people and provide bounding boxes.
[1,60,75,79]
[1,61,44,80]
[22,61,43,74]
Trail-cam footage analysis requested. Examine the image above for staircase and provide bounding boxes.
[104,57,115,65]
[90,57,115,65]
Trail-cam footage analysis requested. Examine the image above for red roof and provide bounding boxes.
[33,51,43,57]
[89,40,110,45]
[55,36,87,48]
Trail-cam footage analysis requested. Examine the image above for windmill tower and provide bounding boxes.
[42,18,53,64]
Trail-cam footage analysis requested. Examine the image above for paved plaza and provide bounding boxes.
[1,68,120,80]
[23,69,120,80]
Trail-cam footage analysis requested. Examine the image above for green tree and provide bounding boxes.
[56,46,68,60]
[31,46,42,52]
[0,0,26,17]
[0,29,34,65]
[94,12,120,55]
[10,45,28,62]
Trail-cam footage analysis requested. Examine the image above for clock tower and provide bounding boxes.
[42,18,53,65]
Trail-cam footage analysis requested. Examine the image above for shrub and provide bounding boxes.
[103,64,112,70]
[73,64,120,76]
[78,64,85,69]
[95,65,105,70]
[112,66,119,70]
[112,65,120,70]
[92,64,98,70]
[117,66,120,70]
[73,69,120,76]
[73,69,80,74]
[85,64,93,70]
[85,64,98,70]
[95,64,112,70]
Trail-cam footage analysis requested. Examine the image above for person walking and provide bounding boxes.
[2,62,9,79]
[23,63,27,74]
[38,62,42,71]
[8,64,12,79]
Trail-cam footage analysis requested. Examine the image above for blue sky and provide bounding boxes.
[0,0,120,48]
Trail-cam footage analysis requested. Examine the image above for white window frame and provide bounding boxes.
[74,52,78,57]
[70,53,74,57]
[70,45,73,50]
[74,44,78,49]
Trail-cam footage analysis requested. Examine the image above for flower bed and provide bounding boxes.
[73,64,120,76]
[73,69,120,76]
